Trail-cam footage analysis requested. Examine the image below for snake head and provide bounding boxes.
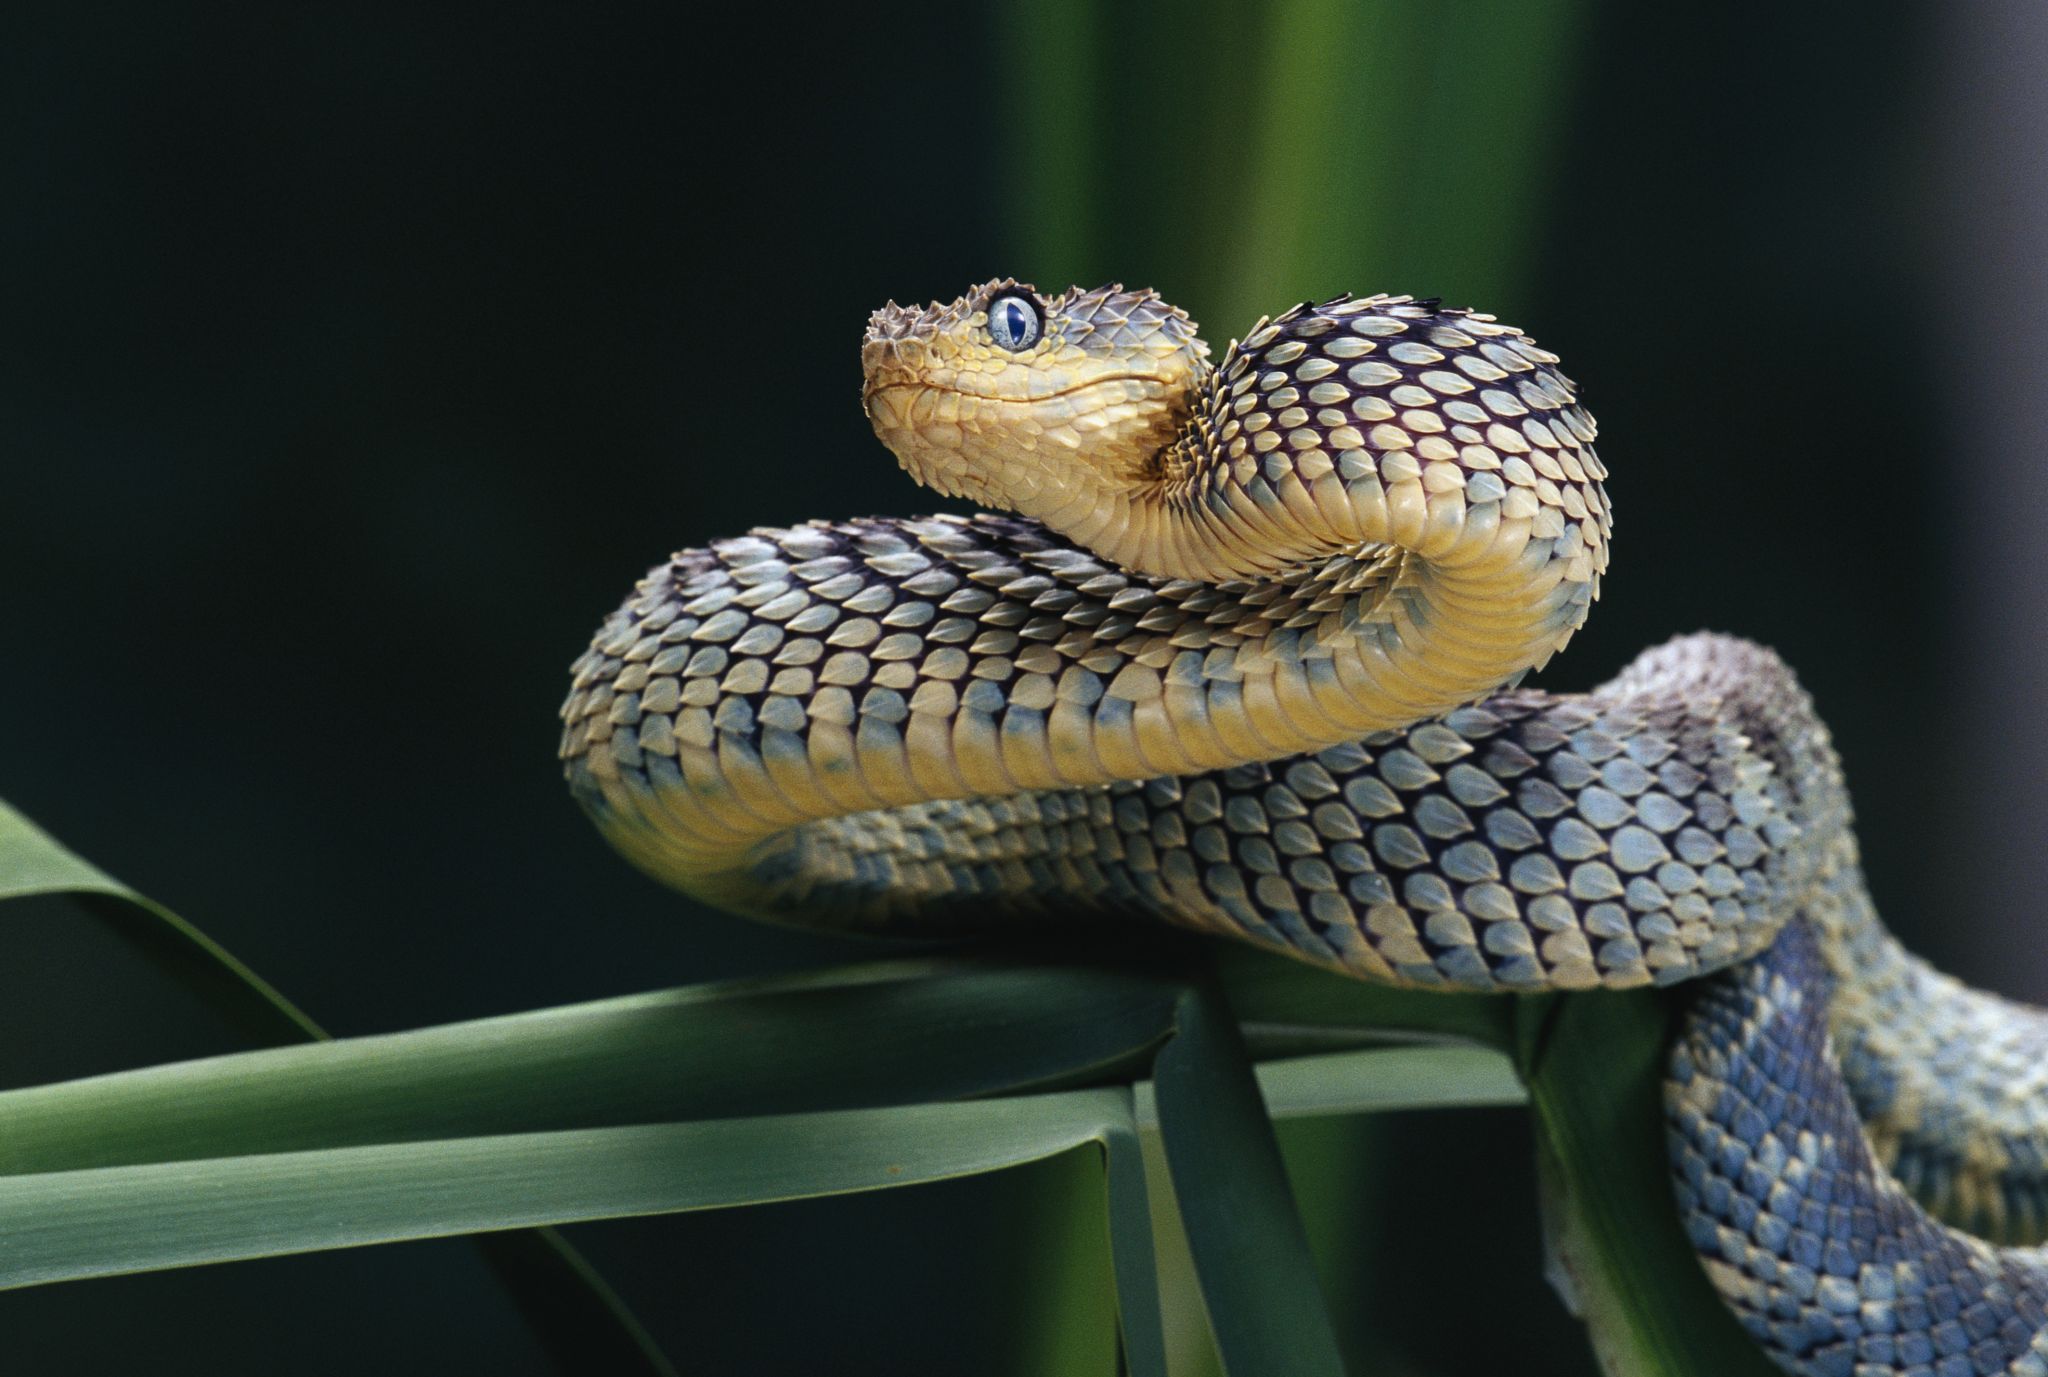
[862,280,1209,514]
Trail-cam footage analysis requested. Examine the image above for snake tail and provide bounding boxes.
[1672,921,2048,1375]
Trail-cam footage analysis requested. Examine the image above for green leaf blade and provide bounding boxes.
[0,795,674,1374]
[0,960,1184,1174]
[1151,977,1347,1377]
[0,797,320,1046]
[1523,990,1779,1377]
[0,1092,1139,1291]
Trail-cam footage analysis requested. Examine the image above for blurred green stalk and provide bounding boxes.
[1002,3,1588,1371]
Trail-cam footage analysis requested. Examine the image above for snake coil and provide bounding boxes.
[562,281,2048,1375]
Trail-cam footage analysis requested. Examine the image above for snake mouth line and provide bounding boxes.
[862,372,1176,408]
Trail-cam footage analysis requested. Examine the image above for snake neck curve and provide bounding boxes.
[861,284,1612,751]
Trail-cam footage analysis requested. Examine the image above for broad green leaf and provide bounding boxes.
[0,892,1530,1375]
[0,938,1514,1377]
[0,1090,1153,1291]
[0,956,1524,1179]
[0,983,1524,1171]
[0,797,673,1376]
[0,960,1184,1174]
[1151,976,1347,1377]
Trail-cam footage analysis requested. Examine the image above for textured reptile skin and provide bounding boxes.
[560,282,2048,1373]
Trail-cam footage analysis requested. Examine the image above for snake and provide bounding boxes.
[559,279,2048,1375]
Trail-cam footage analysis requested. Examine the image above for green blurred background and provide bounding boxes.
[4,2,2039,1373]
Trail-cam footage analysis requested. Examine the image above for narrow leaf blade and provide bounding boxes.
[0,961,1184,1173]
[0,798,318,1046]
[1151,977,1347,1377]
[0,795,672,1374]
[0,1092,1139,1290]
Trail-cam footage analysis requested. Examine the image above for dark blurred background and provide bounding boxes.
[3,3,2038,1373]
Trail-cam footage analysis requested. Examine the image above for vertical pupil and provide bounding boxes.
[1004,302,1028,344]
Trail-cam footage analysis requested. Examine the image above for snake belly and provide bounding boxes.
[560,281,2048,1374]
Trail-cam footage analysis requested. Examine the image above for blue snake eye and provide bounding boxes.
[986,292,1042,351]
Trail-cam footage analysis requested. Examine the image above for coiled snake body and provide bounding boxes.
[561,281,2048,1375]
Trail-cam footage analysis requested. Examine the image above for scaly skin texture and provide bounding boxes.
[561,281,2048,1373]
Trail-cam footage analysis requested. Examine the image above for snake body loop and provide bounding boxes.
[561,281,2048,1374]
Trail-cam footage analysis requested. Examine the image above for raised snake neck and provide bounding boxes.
[560,281,2048,1374]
